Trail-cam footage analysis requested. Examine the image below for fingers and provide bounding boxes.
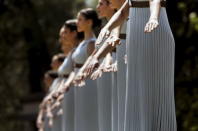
[98,71,102,78]
[144,20,159,33]
[96,29,110,45]
[87,63,96,75]
[144,23,150,32]
[48,117,53,127]
[77,80,86,87]
[90,72,96,80]
[103,65,111,72]
[107,36,121,47]
[103,62,118,72]
[150,23,155,31]
[90,70,103,80]
[57,108,63,116]
[153,22,159,30]
[112,65,118,72]
[37,119,43,129]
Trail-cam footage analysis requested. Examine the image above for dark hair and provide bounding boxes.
[64,19,78,32]
[57,56,65,62]
[79,8,102,29]
[64,19,84,40]
[45,70,59,79]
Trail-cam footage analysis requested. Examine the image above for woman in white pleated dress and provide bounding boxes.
[125,0,177,130]
[47,21,81,131]
[72,8,101,131]
[56,19,83,131]
[42,67,64,131]
[109,0,128,131]
[94,1,115,131]
[88,0,177,130]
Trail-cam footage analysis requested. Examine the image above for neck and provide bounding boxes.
[84,28,94,40]
[106,11,114,20]
[73,39,80,48]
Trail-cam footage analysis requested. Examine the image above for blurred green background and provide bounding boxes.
[0,0,197,131]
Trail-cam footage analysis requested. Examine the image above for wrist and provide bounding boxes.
[149,17,158,21]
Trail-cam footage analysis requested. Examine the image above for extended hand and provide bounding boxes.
[84,56,99,76]
[74,71,85,83]
[95,28,111,46]
[106,35,121,47]
[103,61,117,72]
[91,68,103,80]
[36,110,44,129]
[144,18,159,33]
[73,72,86,87]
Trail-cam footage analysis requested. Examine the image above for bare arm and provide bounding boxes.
[105,0,129,31]
[81,1,129,76]
[150,0,161,20]
[94,0,129,59]
[144,0,161,32]
[94,26,120,59]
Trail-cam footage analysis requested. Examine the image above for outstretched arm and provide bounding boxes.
[104,0,129,31]
[94,0,129,59]
[78,1,129,77]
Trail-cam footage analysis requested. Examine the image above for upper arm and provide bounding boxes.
[121,0,130,20]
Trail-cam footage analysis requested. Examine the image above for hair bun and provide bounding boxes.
[79,8,102,29]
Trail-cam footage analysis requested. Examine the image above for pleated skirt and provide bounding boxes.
[124,7,177,131]
[111,52,118,131]
[51,113,62,131]
[116,40,127,131]
[44,117,51,131]
[97,72,112,131]
[49,78,62,131]
[74,68,99,131]
[61,79,74,131]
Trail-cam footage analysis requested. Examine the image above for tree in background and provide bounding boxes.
[0,0,85,130]
[167,1,198,131]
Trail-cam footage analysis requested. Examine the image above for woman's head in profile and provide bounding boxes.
[77,8,102,33]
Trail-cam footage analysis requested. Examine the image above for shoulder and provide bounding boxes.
[88,40,96,44]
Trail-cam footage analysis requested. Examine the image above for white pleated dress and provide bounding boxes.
[43,79,59,131]
[72,37,99,131]
[117,21,127,131]
[95,36,112,131]
[124,0,177,131]
[46,78,63,131]
[111,51,118,131]
[44,117,51,131]
[96,58,112,131]
[57,53,75,131]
